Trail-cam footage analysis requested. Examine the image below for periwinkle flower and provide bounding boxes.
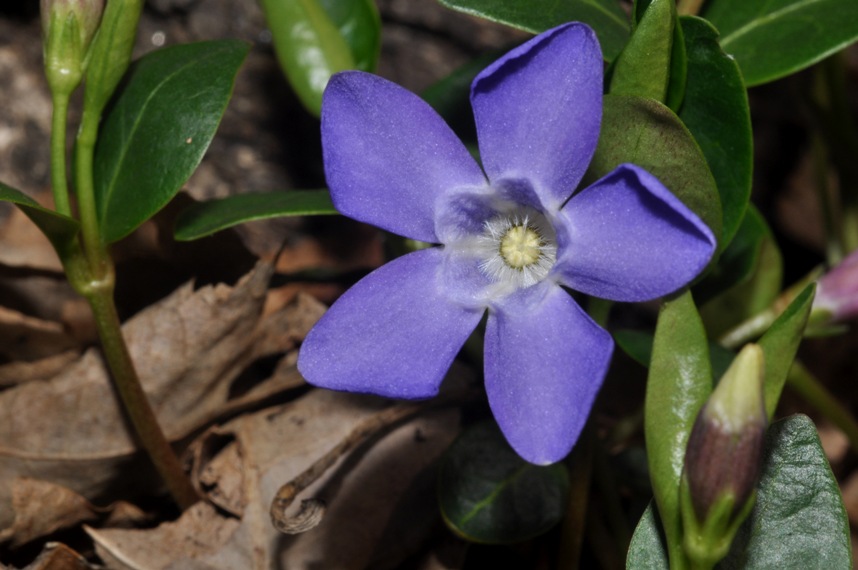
[814,248,858,324]
[298,23,716,464]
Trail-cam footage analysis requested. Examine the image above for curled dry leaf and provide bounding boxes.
[17,542,97,570]
[0,478,147,549]
[0,262,326,537]
[0,306,80,364]
[88,389,462,570]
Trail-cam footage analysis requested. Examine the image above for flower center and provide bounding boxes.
[499,225,545,269]
[476,210,557,290]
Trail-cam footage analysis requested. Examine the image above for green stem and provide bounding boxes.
[74,109,109,276]
[84,270,200,510]
[50,93,73,217]
[787,360,858,454]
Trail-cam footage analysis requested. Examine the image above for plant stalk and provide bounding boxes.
[49,93,73,217]
[84,273,200,510]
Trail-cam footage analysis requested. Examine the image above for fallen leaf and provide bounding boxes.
[0,263,325,536]
[88,389,463,569]
[0,478,148,549]
[0,306,79,363]
[0,351,79,387]
[19,542,97,570]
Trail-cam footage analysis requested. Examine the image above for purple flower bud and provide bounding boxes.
[815,248,858,324]
[683,344,767,522]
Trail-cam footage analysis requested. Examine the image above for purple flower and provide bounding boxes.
[815,248,858,324]
[298,23,716,464]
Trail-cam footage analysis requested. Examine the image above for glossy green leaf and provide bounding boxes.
[720,415,852,568]
[174,190,337,241]
[629,416,852,569]
[0,182,80,250]
[610,0,676,103]
[588,94,723,243]
[317,0,381,71]
[758,284,815,420]
[261,0,354,115]
[438,422,569,544]
[436,0,630,62]
[679,17,752,247]
[94,40,248,244]
[627,502,669,569]
[703,0,858,86]
[699,206,783,338]
[645,290,712,568]
[615,328,735,383]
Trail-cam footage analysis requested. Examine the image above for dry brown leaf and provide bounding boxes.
[0,306,80,363]
[0,201,63,272]
[0,478,148,549]
[88,389,462,570]
[19,542,97,570]
[0,351,79,387]
[0,263,325,535]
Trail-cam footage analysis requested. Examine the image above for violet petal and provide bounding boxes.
[484,284,613,464]
[322,71,487,243]
[298,248,484,398]
[471,23,603,210]
[554,164,717,302]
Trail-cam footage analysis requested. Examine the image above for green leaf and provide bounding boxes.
[610,0,676,103]
[588,94,723,244]
[260,0,354,115]
[0,182,80,251]
[615,328,735,382]
[438,421,570,544]
[699,206,783,338]
[645,290,712,568]
[703,0,858,86]
[630,416,853,569]
[93,40,248,244]
[174,190,337,241]
[679,16,752,247]
[758,284,815,420]
[627,502,669,569]
[436,0,630,62]
[720,415,852,568]
[317,0,381,71]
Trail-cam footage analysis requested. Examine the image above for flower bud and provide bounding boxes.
[680,343,767,566]
[813,248,858,326]
[41,0,105,95]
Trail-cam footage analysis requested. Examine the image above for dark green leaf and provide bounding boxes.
[679,17,752,246]
[758,284,815,420]
[588,94,723,243]
[645,290,712,567]
[703,0,858,86]
[174,190,337,241]
[438,421,569,544]
[720,415,852,568]
[94,40,248,244]
[627,502,669,569]
[629,416,852,569]
[699,206,783,338]
[260,0,354,115]
[610,0,676,103]
[318,0,381,71]
[0,182,80,250]
[436,0,630,62]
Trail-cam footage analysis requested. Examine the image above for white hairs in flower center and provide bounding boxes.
[476,210,557,289]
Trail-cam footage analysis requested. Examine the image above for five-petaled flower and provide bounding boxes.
[298,23,716,465]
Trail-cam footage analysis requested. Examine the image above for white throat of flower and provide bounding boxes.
[476,209,557,290]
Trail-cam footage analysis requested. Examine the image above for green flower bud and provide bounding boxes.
[680,343,767,567]
[41,0,105,95]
